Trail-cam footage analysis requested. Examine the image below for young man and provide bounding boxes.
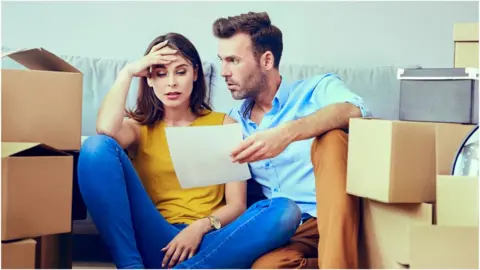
[213,11,371,269]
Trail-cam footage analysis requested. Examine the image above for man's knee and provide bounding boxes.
[310,129,348,161]
[313,129,347,148]
[252,249,307,269]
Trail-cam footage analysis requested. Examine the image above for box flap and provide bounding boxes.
[454,22,479,41]
[397,67,479,80]
[1,48,80,73]
[1,142,68,157]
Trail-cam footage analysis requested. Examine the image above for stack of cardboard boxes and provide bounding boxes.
[1,48,83,268]
[347,22,479,269]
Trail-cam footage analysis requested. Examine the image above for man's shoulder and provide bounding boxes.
[285,73,342,92]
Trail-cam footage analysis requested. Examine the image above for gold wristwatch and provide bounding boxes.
[207,215,221,230]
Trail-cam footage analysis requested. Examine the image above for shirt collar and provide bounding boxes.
[273,76,290,109]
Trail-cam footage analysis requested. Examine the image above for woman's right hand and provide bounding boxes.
[125,40,178,78]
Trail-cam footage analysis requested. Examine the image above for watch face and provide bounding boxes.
[211,217,221,229]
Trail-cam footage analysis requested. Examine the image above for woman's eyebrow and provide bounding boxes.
[174,63,188,69]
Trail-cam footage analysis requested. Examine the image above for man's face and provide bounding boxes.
[217,33,267,100]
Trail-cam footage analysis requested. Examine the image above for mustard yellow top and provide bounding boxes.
[132,111,226,225]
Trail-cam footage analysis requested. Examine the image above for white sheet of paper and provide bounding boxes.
[165,123,251,189]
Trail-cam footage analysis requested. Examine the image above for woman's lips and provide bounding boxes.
[166,92,181,100]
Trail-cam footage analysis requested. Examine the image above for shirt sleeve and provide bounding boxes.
[311,74,372,118]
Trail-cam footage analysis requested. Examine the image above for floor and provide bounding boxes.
[72,261,116,269]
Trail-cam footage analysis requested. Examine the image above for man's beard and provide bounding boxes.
[231,71,268,100]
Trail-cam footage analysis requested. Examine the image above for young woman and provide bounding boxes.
[77,33,301,269]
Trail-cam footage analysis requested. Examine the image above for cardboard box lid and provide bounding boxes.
[454,22,479,41]
[397,67,479,80]
[2,142,69,158]
[1,48,80,73]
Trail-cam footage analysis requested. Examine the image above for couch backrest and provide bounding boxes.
[2,47,419,137]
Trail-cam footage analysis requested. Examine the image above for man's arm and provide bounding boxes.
[231,74,370,163]
[284,74,370,142]
[282,102,362,143]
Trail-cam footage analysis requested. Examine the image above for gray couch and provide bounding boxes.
[2,47,419,260]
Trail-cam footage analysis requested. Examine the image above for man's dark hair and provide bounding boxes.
[213,12,283,68]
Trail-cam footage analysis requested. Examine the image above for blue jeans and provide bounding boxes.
[77,135,302,269]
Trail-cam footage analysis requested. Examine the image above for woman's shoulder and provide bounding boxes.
[196,110,236,126]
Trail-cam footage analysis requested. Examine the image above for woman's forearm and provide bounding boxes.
[96,67,134,136]
[192,203,246,234]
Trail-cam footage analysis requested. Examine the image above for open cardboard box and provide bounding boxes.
[2,142,73,241]
[2,239,37,269]
[1,48,83,151]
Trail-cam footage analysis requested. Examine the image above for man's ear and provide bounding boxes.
[261,51,275,71]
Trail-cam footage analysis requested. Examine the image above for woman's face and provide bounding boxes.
[147,47,198,110]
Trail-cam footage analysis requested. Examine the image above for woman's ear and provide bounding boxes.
[146,77,154,87]
[146,69,154,87]
[193,65,198,82]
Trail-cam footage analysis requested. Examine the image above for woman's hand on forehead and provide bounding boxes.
[150,40,178,56]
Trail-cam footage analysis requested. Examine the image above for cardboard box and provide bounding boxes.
[435,123,476,175]
[397,68,478,124]
[360,199,432,268]
[437,175,478,226]
[347,118,438,203]
[1,48,83,151]
[410,225,479,269]
[454,23,479,68]
[2,239,37,269]
[2,142,73,241]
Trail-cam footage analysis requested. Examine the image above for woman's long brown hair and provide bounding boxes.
[125,33,212,126]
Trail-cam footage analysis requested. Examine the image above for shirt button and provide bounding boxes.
[265,161,271,168]
[273,188,279,192]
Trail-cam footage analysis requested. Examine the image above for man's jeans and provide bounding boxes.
[77,135,301,269]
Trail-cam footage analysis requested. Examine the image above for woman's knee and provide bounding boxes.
[269,198,302,237]
[80,134,118,158]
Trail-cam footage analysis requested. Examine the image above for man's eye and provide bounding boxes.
[232,59,239,64]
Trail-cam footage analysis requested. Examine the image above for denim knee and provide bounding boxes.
[269,197,302,237]
[80,134,118,158]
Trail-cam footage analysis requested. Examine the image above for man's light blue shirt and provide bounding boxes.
[228,73,371,218]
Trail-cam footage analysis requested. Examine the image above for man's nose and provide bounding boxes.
[221,64,231,77]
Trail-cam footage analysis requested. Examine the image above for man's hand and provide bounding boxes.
[161,219,209,268]
[231,125,293,164]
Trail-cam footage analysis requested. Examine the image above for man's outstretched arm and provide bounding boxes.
[231,74,371,163]
[283,102,362,143]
